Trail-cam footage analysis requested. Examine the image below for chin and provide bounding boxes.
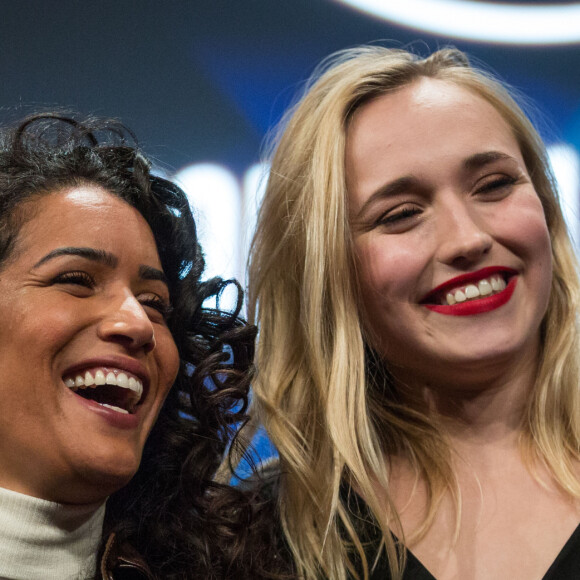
[425,346,531,385]
[66,452,142,504]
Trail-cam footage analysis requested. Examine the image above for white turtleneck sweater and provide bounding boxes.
[0,486,106,580]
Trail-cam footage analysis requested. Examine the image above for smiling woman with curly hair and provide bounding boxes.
[0,112,283,579]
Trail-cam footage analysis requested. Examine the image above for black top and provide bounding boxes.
[365,523,580,579]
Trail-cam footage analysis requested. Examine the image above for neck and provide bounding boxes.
[397,341,541,453]
[0,486,106,580]
[432,387,528,466]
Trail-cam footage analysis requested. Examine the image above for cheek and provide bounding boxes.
[528,218,553,312]
[515,212,551,257]
[356,236,427,304]
[530,220,553,281]
[355,236,431,349]
[490,191,552,282]
[155,329,180,394]
[7,303,80,357]
[495,191,551,254]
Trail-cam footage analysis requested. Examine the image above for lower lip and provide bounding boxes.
[66,388,141,429]
[424,276,517,316]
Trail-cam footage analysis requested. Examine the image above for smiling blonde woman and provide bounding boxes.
[248,47,580,580]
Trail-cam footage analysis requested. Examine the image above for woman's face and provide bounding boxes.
[0,186,180,503]
[347,78,552,388]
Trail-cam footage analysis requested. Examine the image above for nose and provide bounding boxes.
[97,293,156,353]
[435,196,493,268]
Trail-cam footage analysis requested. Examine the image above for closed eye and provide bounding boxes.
[138,295,173,322]
[476,175,518,196]
[377,205,422,229]
[52,271,95,288]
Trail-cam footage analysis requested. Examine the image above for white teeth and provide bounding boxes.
[100,403,129,414]
[64,368,143,399]
[465,284,479,299]
[128,377,143,398]
[478,279,492,296]
[444,275,508,306]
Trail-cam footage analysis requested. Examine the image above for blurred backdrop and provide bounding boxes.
[4,0,579,465]
[2,0,579,285]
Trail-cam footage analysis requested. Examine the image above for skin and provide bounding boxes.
[346,78,579,579]
[0,186,179,505]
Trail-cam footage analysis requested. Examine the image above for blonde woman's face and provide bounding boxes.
[346,78,552,387]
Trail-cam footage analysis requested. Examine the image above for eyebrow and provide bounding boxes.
[354,175,418,220]
[33,246,168,286]
[139,264,169,286]
[33,247,118,269]
[463,150,515,171]
[354,151,517,220]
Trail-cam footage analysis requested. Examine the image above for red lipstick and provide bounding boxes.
[422,267,517,317]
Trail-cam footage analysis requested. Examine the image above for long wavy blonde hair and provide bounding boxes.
[247,46,580,580]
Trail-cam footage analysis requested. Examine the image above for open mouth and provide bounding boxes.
[421,267,517,307]
[63,368,144,414]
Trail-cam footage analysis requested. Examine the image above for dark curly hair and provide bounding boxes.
[0,112,289,579]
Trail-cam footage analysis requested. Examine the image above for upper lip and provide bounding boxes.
[421,266,518,304]
[62,355,151,393]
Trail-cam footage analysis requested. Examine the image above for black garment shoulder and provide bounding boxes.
[542,522,580,580]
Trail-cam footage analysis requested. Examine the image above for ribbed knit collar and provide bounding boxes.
[0,486,106,579]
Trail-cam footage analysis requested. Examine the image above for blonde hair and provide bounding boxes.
[248,46,580,580]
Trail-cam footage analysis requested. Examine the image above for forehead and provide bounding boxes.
[345,78,523,197]
[348,77,511,139]
[12,186,161,268]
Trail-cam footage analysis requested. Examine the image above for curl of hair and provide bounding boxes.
[248,46,580,579]
[0,112,285,578]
